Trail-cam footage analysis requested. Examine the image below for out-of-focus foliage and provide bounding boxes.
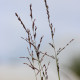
[69,55,80,77]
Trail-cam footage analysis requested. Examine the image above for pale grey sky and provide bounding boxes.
[0,0,80,65]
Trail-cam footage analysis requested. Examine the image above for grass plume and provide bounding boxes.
[15,1,74,80]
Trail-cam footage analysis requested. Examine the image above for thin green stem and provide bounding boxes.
[33,62,37,80]
[34,69,37,80]
[52,39,60,80]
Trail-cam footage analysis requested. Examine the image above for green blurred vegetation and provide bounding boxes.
[69,55,80,77]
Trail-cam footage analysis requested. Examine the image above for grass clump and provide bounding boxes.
[15,0,74,80]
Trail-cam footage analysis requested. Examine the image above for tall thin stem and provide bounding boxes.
[52,39,60,80]
[43,0,61,79]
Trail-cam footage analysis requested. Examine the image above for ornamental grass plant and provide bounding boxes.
[15,0,74,80]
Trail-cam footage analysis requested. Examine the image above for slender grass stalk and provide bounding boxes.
[52,39,60,80]
[43,0,61,79]
[44,0,74,80]
[30,4,42,80]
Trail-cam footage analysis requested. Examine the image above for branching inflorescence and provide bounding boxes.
[15,0,74,80]
[15,4,50,80]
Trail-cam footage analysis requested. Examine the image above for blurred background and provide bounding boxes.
[0,0,80,80]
